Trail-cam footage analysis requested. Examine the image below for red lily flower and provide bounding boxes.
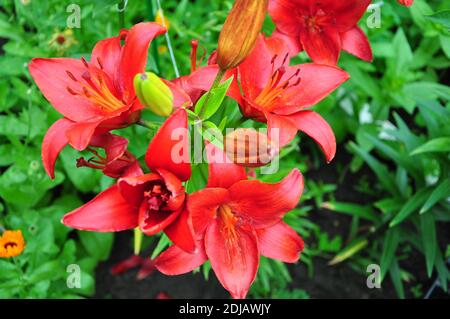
[62,109,195,253]
[229,35,348,162]
[30,22,169,179]
[155,143,304,299]
[76,133,140,178]
[397,0,413,6]
[268,0,373,65]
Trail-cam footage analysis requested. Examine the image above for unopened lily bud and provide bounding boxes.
[224,128,278,167]
[217,0,268,70]
[134,72,173,117]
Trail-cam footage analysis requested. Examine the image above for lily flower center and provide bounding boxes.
[253,53,302,111]
[302,8,334,32]
[66,57,125,113]
[144,182,171,212]
[217,205,245,265]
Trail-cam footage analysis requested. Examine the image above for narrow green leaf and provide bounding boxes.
[420,179,450,214]
[380,228,399,281]
[420,213,437,277]
[322,201,378,222]
[348,142,399,196]
[390,187,433,227]
[389,259,405,299]
[328,238,368,265]
[425,10,450,31]
[410,137,450,155]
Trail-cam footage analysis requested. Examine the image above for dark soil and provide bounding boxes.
[94,148,448,299]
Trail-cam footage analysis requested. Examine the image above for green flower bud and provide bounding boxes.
[134,72,174,117]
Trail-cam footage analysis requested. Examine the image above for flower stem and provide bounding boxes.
[197,68,226,119]
[137,120,159,130]
[155,0,180,78]
[118,0,128,29]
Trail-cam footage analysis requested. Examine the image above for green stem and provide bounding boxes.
[198,68,226,119]
[118,0,127,29]
[137,120,159,130]
[155,0,180,77]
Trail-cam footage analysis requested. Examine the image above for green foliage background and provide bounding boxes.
[0,0,449,298]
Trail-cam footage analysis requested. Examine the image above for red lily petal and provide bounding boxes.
[266,112,298,147]
[90,133,128,163]
[119,22,166,96]
[29,58,105,122]
[267,29,303,57]
[205,220,259,299]
[145,108,191,182]
[162,79,192,109]
[324,0,372,32]
[110,255,143,275]
[155,244,207,275]
[273,64,349,115]
[341,26,373,62]
[139,203,183,236]
[66,120,101,151]
[121,160,144,178]
[156,169,186,211]
[41,118,73,179]
[188,188,230,235]
[238,36,275,100]
[286,110,337,162]
[136,258,156,280]
[205,142,247,189]
[164,208,196,253]
[62,184,138,231]
[91,36,122,81]
[118,173,162,208]
[300,26,341,65]
[185,65,220,92]
[228,169,304,228]
[268,0,305,36]
[256,221,304,263]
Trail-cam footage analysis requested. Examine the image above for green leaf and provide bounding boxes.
[392,28,413,76]
[390,187,433,227]
[389,259,405,299]
[328,238,368,265]
[195,76,233,120]
[420,213,437,277]
[420,179,450,214]
[380,228,399,281]
[151,234,171,259]
[78,231,113,261]
[410,137,450,155]
[425,10,450,31]
[348,142,399,196]
[27,260,62,284]
[322,201,378,222]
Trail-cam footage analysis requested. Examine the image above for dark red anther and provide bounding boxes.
[66,70,77,82]
[66,86,78,95]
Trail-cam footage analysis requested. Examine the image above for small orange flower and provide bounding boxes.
[0,230,26,258]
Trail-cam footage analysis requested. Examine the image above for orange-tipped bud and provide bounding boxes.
[217,0,268,70]
[224,128,278,167]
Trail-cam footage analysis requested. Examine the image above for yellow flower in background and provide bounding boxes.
[0,230,26,258]
[158,45,168,54]
[48,29,77,55]
[155,9,170,30]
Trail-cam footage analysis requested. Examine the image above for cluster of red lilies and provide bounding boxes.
[29,0,413,299]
